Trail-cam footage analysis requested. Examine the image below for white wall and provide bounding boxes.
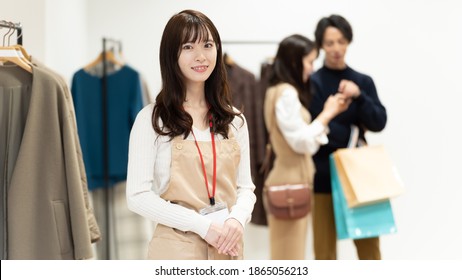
[44,0,87,81]
[1,0,46,60]
[3,0,462,259]
[2,0,87,80]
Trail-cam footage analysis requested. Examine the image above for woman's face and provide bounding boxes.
[178,30,217,86]
[322,26,349,69]
[302,49,318,82]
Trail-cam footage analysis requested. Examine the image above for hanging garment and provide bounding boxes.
[225,60,267,226]
[30,57,101,244]
[245,61,273,226]
[225,59,260,177]
[71,65,143,190]
[0,65,95,259]
[139,74,153,106]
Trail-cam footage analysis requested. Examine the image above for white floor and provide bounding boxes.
[243,215,362,260]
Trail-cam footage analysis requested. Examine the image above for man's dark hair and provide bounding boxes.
[314,14,353,50]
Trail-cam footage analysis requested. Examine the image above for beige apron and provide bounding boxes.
[148,129,242,260]
[263,83,315,259]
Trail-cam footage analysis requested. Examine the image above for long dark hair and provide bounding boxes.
[269,34,317,108]
[152,9,240,139]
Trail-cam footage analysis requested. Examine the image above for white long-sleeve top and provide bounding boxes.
[275,87,329,155]
[126,104,256,239]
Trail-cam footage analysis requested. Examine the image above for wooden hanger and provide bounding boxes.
[13,44,31,61]
[84,50,124,71]
[0,45,33,73]
[1,21,32,73]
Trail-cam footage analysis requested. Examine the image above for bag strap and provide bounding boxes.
[348,125,366,148]
[347,125,359,148]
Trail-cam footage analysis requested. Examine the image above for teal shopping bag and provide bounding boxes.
[330,155,398,240]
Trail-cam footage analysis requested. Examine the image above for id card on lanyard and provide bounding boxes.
[191,113,229,225]
[199,202,229,225]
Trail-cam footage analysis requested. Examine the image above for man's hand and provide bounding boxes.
[338,79,361,99]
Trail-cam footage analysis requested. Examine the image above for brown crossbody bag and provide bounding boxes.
[259,87,312,220]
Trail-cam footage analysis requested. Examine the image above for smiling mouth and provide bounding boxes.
[191,66,208,71]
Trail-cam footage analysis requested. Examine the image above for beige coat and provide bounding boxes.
[2,65,95,259]
[30,57,101,245]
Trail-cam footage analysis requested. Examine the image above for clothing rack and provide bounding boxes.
[0,21,22,45]
[101,37,122,260]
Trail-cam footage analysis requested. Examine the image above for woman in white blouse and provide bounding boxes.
[263,34,350,259]
[126,10,256,260]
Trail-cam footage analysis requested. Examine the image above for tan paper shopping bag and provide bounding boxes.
[333,145,404,208]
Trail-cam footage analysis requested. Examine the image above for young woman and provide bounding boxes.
[263,34,350,259]
[126,10,256,260]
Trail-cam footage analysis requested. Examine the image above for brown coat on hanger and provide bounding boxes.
[2,65,95,259]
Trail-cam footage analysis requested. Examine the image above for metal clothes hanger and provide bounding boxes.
[0,21,32,73]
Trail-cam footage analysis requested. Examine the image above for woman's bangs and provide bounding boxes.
[181,22,210,44]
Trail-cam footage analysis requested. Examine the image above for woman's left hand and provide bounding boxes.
[216,218,243,256]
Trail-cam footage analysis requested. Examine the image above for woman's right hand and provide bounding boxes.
[204,222,222,248]
[204,223,240,257]
[316,93,351,126]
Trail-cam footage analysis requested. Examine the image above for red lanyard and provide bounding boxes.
[190,115,216,205]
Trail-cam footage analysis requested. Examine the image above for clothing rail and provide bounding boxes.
[0,21,22,45]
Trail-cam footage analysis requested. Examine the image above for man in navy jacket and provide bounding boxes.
[309,14,387,260]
